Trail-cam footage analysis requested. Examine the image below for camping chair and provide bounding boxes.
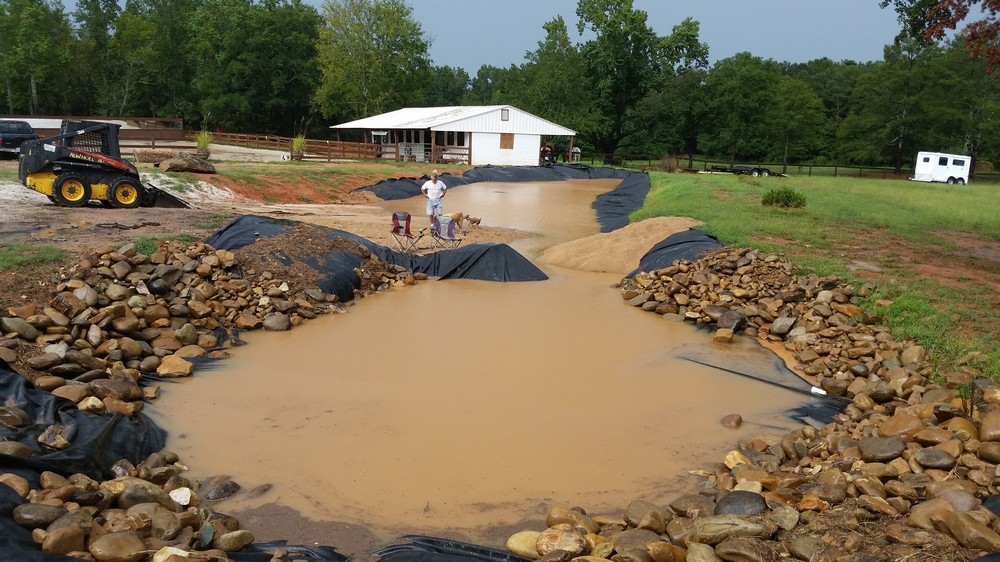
[431,215,465,249]
[390,211,425,252]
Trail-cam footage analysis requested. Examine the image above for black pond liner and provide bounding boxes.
[374,535,532,562]
[0,165,848,561]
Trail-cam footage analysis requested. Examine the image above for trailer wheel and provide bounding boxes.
[760,169,770,177]
[53,174,92,207]
[956,178,966,185]
[110,178,143,208]
[751,169,761,177]
[946,177,956,184]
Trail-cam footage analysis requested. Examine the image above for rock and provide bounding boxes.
[37,424,71,450]
[623,500,671,532]
[0,441,33,457]
[941,511,1000,550]
[858,436,905,462]
[785,535,841,561]
[0,316,40,340]
[262,312,291,331]
[159,154,216,173]
[611,528,661,553]
[125,503,183,540]
[156,355,194,377]
[684,542,719,562]
[535,524,586,558]
[88,530,147,562]
[689,515,768,545]
[715,537,768,561]
[506,531,541,558]
[714,491,767,516]
[545,506,598,534]
[13,503,67,528]
[200,476,241,501]
[42,525,86,554]
[0,405,31,427]
[213,529,255,552]
[0,473,30,497]
[720,413,743,429]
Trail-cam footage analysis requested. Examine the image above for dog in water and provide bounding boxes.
[466,216,482,228]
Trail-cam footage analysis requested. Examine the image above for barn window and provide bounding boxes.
[500,133,514,149]
[501,108,509,121]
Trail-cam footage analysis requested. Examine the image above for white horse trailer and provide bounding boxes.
[912,151,971,184]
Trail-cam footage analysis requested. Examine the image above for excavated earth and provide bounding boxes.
[3,155,1000,562]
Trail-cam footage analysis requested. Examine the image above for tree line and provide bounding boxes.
[2,0,998,172]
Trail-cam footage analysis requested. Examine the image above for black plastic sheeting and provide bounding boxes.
[0,361,166,483]
[374,535,532,562]
[0,359,163,562]
[355,163,644,232]
[626,229,725,278]
[205,215,548,303]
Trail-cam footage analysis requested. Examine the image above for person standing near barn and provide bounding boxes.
[421,169,447,226]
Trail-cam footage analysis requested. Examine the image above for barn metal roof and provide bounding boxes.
[330,105,576,136]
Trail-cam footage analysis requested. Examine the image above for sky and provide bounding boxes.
[60,0,905,72]
[325,0,906,73]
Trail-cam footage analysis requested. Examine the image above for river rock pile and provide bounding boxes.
[0,234,415,561]
[1,235,417,391]
[3,450,262,561]
[498,247,997,561]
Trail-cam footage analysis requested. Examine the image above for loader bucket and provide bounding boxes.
[145,185,191,208]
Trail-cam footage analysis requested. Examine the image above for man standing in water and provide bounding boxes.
[421,169,447,227]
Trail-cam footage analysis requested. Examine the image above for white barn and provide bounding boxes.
[330,105,576,166]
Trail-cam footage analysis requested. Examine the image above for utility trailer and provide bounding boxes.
[707,164,783,177]
[911,151,971,185]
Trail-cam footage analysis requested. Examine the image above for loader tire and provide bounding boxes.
[53,174,92,207]
[110,178,143,208]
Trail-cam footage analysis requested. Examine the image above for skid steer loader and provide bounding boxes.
[18,119,169,208]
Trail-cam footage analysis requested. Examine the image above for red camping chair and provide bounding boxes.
[390,211,425,252]
[431,215,465,249]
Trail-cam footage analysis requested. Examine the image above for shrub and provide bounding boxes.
[196,130,212,150]
[762,186,806,208]
[135,237,157,255]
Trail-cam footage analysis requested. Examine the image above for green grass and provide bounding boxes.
[197,213,234,230]
[0,168,18,183]
[0,242,67,270]
[637,172,1000,378]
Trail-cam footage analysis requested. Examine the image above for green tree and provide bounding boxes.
[881,0,1000,71]
[574,0,661,156]
[938,39,1000,166]
[764,77,827,172]
[699,52,781,163]
[631,18,709,164]
[121,0,200,118]
[314,0,431,122]
[73,0,120,115]
[517,16,598,145]
[105,8,157,116]
[424,65,469,106]
[785,58,873,163]
[838,36,935,170]
[463,64,521,105]
[189,0,322,133]
[0,0,77,114]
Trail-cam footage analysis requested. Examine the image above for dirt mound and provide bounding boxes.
[536,216,704,274]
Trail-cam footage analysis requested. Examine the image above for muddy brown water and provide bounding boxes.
[154,179,809,554]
